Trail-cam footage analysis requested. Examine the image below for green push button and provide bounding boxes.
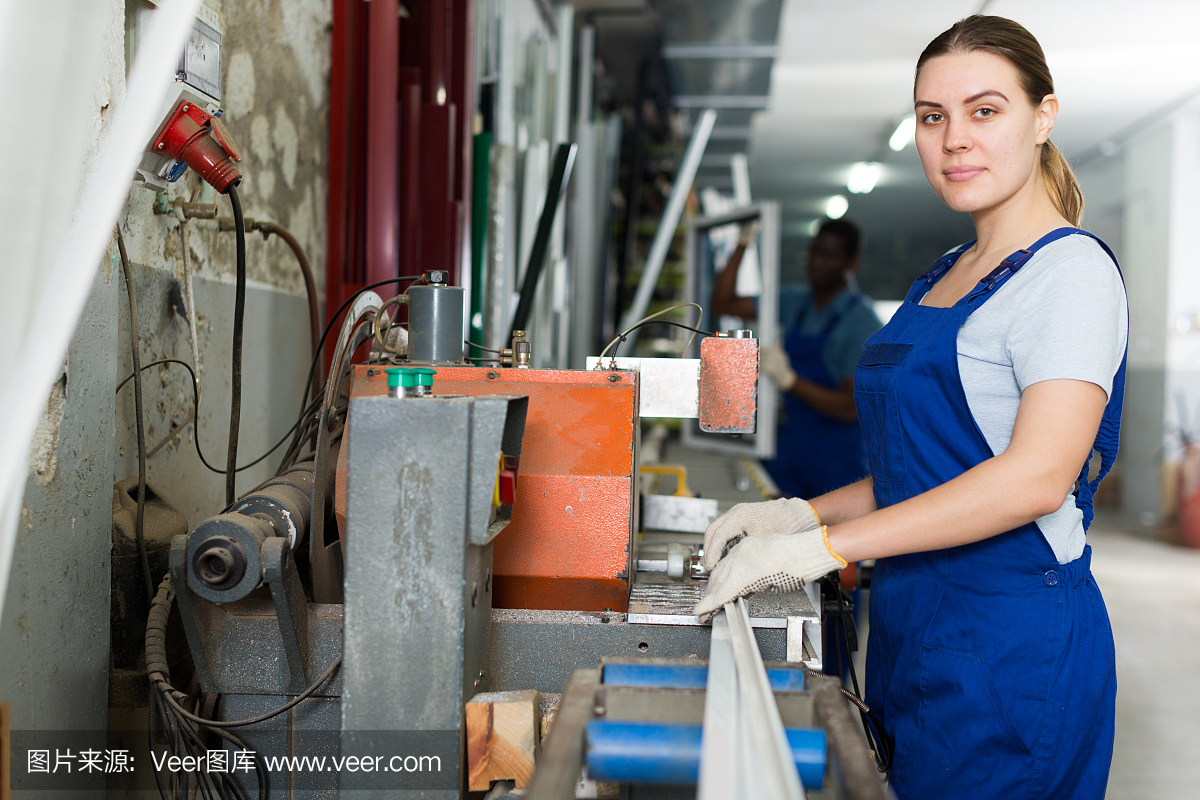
[385,367,438,389]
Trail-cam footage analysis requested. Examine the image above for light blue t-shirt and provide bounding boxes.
[777,285,883,382]
[922,234,1128,563]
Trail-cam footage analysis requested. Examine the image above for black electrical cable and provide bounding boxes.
[115,226,155,612]
[465,339,505,354]
[147,691,170,799]
[115,358,320,476]
[150,688,265,800]
[277,276,422,471]
[167,655,341,729]
[834,582,893,775]
[225,184,247,507]
[145,578,271,799]
[608,319,714,360]
[147,576,341,730]
[115,358,196,396]
[304,276,424,403]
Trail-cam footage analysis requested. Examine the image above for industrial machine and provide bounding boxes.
[145,272,881,799]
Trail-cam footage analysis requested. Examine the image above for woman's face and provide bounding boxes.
[913,50,1057,216]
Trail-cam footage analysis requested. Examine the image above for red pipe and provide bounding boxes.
[399,69,423,279]
[364,0,400,287]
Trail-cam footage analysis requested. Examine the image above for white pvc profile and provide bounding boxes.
[727,597,805,799]
[0,0,205,620]
[698,600,805,800]
[619,108,717,342]
[698,607,738,799]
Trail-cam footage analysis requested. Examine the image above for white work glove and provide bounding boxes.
[760,343,797,392]
[702,497,821,572]
[693,528,846,622]
[737,219,761,248]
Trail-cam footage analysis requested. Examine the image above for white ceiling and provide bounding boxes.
[749,0,1200,226]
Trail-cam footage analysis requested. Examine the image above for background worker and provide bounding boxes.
[711,218,882,498]
[698,15,1127,798]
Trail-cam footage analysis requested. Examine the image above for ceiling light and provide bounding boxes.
[847,162,881,194]
[825,195,848,220]
[889,114,915,151]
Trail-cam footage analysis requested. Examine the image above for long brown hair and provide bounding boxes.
[915,15,1083,226]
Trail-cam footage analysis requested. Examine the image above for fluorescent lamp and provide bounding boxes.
[825,195,849,220]
[847,162,881,194]
[889,114,915,151]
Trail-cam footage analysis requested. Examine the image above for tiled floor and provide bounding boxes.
[1087,517,1200,798]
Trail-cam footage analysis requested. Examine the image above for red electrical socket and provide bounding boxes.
[153,101,243,193]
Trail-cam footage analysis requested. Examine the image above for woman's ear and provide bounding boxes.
[1036,94,1059,145]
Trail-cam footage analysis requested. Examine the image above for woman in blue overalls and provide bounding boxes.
[697,15,1125,798]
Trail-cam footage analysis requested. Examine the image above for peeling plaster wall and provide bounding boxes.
[115,0,332,526]
[0,0,332,745]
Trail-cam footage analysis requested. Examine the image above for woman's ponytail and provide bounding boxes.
[1041,140,1083,227]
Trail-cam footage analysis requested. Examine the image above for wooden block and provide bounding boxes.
[466,689,539,791]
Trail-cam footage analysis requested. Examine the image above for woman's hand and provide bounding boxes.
[701,497,821,571]
[694,527,846,621]
[826,378,1108,563]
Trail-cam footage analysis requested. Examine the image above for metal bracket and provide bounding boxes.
[262,536,314,693]
[170,533,314,694]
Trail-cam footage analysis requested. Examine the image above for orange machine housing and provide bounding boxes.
[336,365,640,611]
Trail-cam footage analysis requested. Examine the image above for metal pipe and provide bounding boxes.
[509,142,578,338]
[153,200,323,417]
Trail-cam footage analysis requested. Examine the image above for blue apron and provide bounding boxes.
[768,294,870,498]
[857,228,1124,799]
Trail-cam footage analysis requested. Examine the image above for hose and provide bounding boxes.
[256,221,321,404]
[598,302,707,361]
[225,184,247,506]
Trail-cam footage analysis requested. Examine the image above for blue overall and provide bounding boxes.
[856,228,1125,799]
[768,296,871,498]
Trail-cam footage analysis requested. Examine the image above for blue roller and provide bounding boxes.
[601,662,806,692]
[585,719,826,789]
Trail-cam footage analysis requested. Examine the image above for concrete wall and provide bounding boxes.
[0,0,332,752]
[1076,101,1200,527]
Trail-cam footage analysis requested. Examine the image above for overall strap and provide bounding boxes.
[963,227,1084,308]
[1064,231,1127,532]
[818,291,864,337]
[973,227,1127,531]
[796,290,856,338]
[904,241,973,303]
